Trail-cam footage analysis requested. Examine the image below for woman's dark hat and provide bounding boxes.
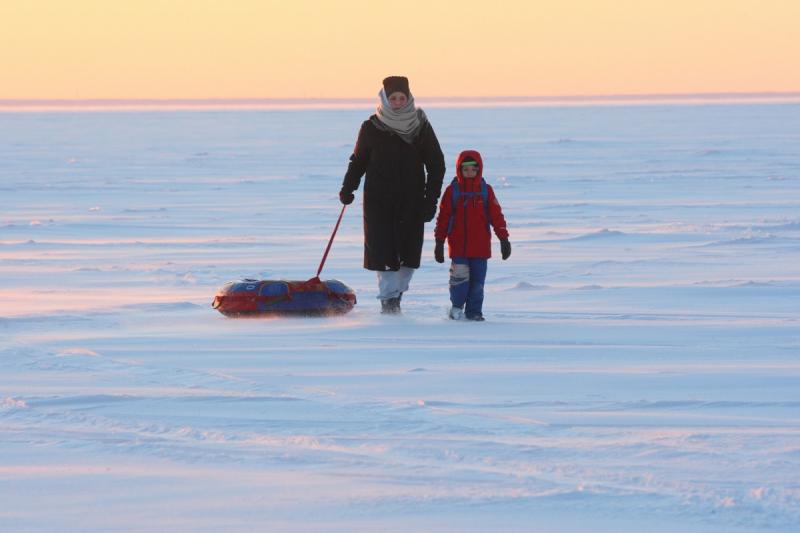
[383,76,410,97]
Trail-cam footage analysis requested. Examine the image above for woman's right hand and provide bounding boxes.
[339,190,355,205]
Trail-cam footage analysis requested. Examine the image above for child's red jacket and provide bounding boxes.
[434,150,509,258]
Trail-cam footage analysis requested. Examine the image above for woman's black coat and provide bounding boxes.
[341,116,446,271]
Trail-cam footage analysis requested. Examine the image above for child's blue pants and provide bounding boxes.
[449,257,488,317]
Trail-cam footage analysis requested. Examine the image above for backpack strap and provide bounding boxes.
[479,178,489,230]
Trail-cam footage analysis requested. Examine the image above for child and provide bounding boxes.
[434,150,511,321]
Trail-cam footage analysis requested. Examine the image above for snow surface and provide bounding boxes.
[1,103,799,532]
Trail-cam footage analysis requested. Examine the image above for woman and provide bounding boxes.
[339,76,446,314]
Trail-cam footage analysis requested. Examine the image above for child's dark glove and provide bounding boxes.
[434,240,445,263]
[500,239,511,260]
[339,189,354,205]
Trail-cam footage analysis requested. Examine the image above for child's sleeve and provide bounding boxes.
[487,186,509,240]
[434,185,453,242]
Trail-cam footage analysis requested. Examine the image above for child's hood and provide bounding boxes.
[455,150,484,190]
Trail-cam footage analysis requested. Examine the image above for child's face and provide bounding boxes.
[461,164,479,178]
[388,92,409,110]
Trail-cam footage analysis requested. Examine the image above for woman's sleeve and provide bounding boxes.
[421,123,446,204]
[341,122,370,193]
[487,185,509,240]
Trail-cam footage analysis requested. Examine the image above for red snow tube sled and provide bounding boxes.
[212,277,356,317]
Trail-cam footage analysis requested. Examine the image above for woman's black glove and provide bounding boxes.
[339,189,354,205]
[434,240,445,263]
[500,239,511,260]
[423,201,437,222]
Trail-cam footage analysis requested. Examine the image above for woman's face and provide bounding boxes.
[387,92,409,110]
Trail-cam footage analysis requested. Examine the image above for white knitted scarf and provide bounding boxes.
[373,88,427,143]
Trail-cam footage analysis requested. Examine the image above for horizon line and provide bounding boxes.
[2,91,800,111]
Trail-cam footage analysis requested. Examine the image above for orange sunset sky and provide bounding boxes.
[1,0,798,100]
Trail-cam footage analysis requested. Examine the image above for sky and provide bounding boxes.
[1,0,799,100]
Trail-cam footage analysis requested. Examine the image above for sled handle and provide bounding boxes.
[315,204,346,279]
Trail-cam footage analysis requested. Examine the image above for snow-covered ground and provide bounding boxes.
[2,102,799,532]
